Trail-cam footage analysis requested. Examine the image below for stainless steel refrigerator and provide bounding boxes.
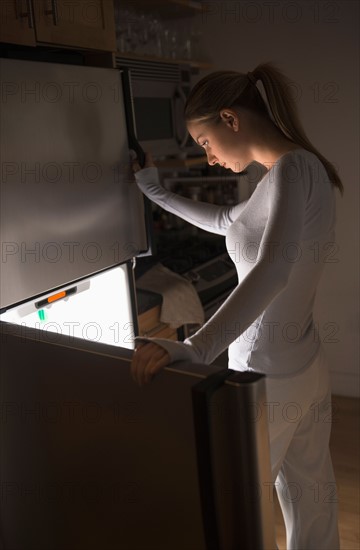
[0,58,276,549]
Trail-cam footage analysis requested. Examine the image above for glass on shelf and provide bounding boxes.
[114,7,207,63]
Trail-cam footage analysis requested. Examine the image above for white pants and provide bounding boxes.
[265,346,340,550]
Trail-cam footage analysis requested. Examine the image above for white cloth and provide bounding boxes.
[136,263,204,329]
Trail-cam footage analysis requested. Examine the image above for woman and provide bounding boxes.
[131,62,342,549]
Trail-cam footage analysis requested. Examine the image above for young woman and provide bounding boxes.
[131,62,343,549]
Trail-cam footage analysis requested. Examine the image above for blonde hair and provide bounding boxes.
[185,62,344,195]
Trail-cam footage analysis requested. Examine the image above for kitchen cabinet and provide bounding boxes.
[0,0,116,51]
[0,0,36,46]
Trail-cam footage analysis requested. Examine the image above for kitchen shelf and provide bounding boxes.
[156,156,207,168]
[115,51,212,70]
[118,0,203,19]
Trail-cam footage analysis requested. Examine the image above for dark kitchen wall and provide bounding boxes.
[183,0,359,396]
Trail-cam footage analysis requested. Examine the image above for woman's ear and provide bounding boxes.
[220,109,240,131]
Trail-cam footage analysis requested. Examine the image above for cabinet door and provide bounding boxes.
[0,0,36,46]
[33,0,116,51]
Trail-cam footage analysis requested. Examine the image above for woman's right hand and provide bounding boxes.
[131,341,171,386]
[131,151,156,174]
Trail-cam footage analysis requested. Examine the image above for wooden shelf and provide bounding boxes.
[118,0,203,19]
[115,51,212,70]
[137,303,178,340]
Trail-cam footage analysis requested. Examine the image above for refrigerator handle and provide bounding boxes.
[191,368,236,550]
[120,68,156,257]
[120,68,146,168]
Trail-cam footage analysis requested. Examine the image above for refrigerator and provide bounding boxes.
[0,58,276,549]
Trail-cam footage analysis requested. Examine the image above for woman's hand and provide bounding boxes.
[131,342,171,386]
[131,151,156,174]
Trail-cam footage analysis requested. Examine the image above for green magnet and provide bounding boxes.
[38,309,46,322]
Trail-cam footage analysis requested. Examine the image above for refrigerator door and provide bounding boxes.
[0,322,276,550]
[192,370,277,549]
[0,58,148,311]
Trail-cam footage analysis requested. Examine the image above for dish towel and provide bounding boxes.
[136,263,205,329]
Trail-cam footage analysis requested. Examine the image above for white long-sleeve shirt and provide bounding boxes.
[134,148,337,377]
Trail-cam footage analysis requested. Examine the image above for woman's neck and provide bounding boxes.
[249,120,300,169]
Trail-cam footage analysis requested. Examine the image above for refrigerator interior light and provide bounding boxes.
[0,264,135,349]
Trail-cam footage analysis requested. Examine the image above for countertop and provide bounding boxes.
[136,288,163,315]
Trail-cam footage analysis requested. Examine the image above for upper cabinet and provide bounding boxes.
[0,0,116,51]
[0,0,208,67]
[0,0,37,46]
[33,0,116,51]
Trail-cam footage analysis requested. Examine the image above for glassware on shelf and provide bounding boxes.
[161,28,180,60]
[189,29,207,62]
[114,7,207,63]
[115,8,135,54]
[148,17,163,58]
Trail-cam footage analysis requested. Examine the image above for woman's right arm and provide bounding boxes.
[134,166,248,236]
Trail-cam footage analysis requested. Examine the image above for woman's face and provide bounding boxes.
[187,110,253,173]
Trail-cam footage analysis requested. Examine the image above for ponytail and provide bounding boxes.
[251,62,343,195]
[185,62,344,195]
